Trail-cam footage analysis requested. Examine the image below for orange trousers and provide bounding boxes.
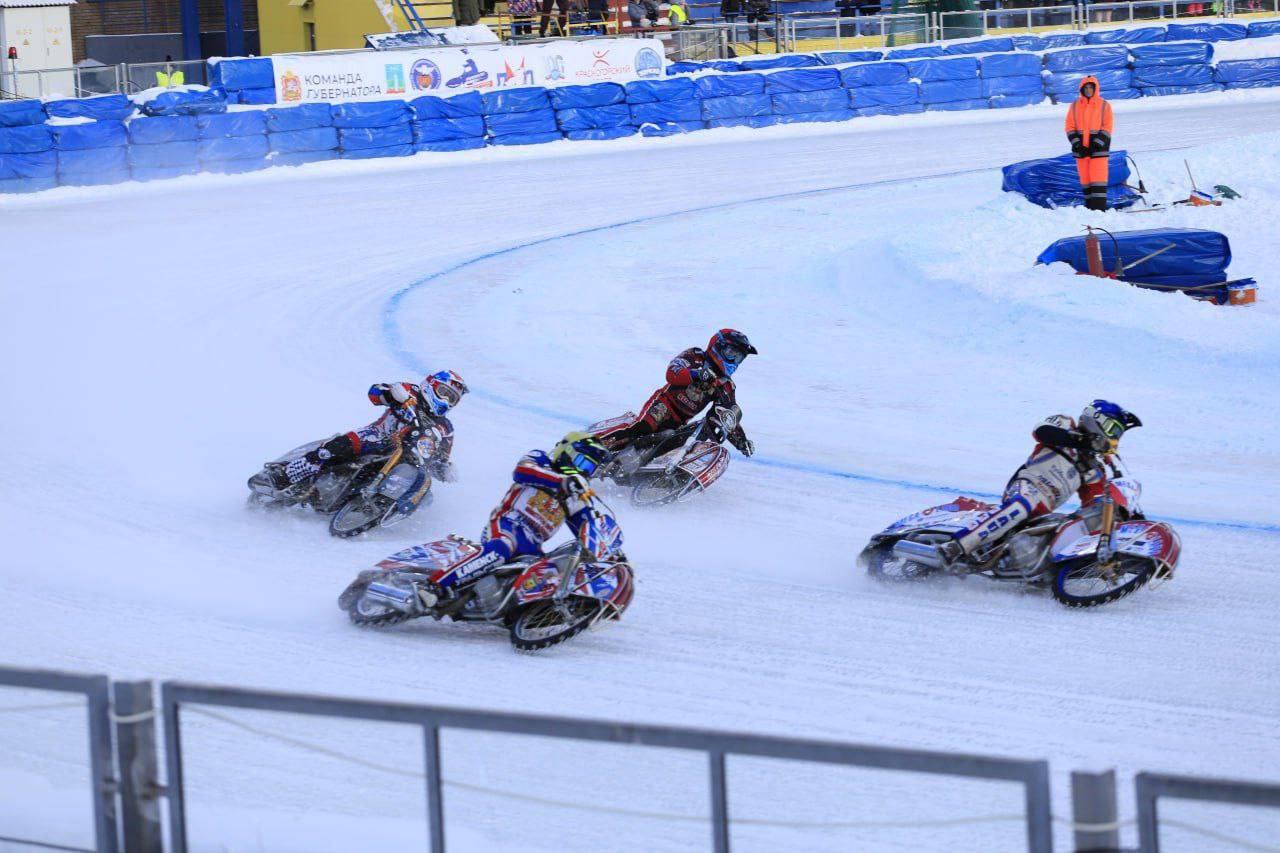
[1075,155,1109,187]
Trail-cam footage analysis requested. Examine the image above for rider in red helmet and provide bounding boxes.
[593,329,757,457]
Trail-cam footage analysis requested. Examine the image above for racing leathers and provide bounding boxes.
[438,451,596,590]
[593,347,753,456]
[948,415,1121,557]
[280,382,455,485]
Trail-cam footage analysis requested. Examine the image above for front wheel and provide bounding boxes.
[329,495,392,538]
[631,470,696,507]
[509,598,602,651]
[1052,555,1154,608]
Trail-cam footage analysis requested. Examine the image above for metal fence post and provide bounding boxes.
[423,723,446,853]
[1025,760,1054,853]
[113,681,163,853]
[1134,773,1159,853]
[161,687,189,853]
[708,750,730,853]
[1071,769,1119,853]
[84,675,121,853]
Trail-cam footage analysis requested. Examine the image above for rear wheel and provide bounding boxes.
[1052,555,1154,607]
[330,495,392,538]
[631,471,695,507]
[509,598,602,651]
[340,574,424,627]
[861,540,940,583]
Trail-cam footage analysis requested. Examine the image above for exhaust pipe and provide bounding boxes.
[892,539,945,568]
[366,581,417,611]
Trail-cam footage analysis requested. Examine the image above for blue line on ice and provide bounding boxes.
[382,171,1279,536]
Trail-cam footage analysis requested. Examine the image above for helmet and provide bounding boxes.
[420,370,468,417]
[706,328,757,377]
[1080,400,1141,451]
[551,431,613,478]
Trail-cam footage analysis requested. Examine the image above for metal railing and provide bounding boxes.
[1135,772,1280,853]
[0,666,117,853]
[781,11,932,50]
[0,59,209,101]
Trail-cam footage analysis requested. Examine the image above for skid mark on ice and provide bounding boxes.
[381,169,1280,537]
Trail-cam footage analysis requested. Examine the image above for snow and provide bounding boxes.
[2,90,1279,851]
[1214,33,1280,60]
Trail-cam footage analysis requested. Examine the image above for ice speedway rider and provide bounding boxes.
[430,431,617,595]
[267,371,469,489]
[593,328,758,457]
[934,400,1143,566]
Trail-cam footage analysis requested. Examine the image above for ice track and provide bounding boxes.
[2,92,1279,851]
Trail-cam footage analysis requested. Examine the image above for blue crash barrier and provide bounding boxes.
[980,52,1042,77]
[0,124,54,153]
[197,134,269,162]
[1043,45,1130,72]
[139,89,227,116]
[905,57,980,82]
[1002,150,1139,209]
[920,79,985,104]
[630,100,703,123]
[481,88,552,114]
[739,54,822,70]
[411,92,484,119]
[815,50,882,65]
[1138,83,1223,96]
[1132,64,1215,87]
[839,62,910,87]
[943,37,1015,55]
[547,83,626,110]
[330,100,412,128]
[555,104,632,131]
[1215,57,1280,85]
[45,94,134,121]
[210,57,274,91]
[484,108,559,136]
[0,99,46,128]
[772,89,849,114]
[764,67,842,93]
[1130,41,1214,66]
[1165,22,1246,42]
[1045,68,1134,95]
[127,115,199,145]
[700,94,774,120]
[268,126,339,154]
[51,120,128,150]
[694,73,766,98]
[1037,227,1234,294]
[338,124,414,151]
[197,110,267,138]
[265,104,332,132]
[626,78,696,103]
[1085,26,1166,44]
[982,76,1043,98]
[848,83,921,108]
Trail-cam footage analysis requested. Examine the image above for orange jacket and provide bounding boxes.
[1065,75,1113,153]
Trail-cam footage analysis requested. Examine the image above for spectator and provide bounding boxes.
[669,0,692,25]
[509,0,538,36]
[587,0,612,30]
[721,0,741,22]
[455,0,482,27]
[629,0,661,26]
[539,0,570,35]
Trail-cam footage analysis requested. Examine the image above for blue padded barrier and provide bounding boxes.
[1213,57,1280,85]
[555,104,632,131]
[415,137,487,152]
[764,67,842,92]
[1043,45,1130,72]
[45,95,134,121]
[197,135,269,162]
[1219,79,1280,89]
[1247,20,1280,38]
[338,124,414,150]
[1104,88,1144,100]
[485,109,559,136]
[0,124,54,154]
[839,62,909,87]
[738,54,821,70]
[273,149,340,167]
[1131,41,1213,65]
[815,50,882,65]
[942,37,1015,55]
[704,60,744,72]
[638,120,705,136]
[0,100,46,128]
[630,99,703,123]
[411,91,485,119]
[905,57,980,81]
[700,94,773,120]
[848,83,920,108]
[694,72,765,98]
[488,131,562,146]
[197,110,267,138]
[1138,83,1224,96]
[979,52,1042,77]
[126,140,199,168]
[919,78,984,103]
[625,77,696,103]
[0,176,58,192]
[210,57,274,91]
[265,104,332,132]
[706,115,781,129]
[925,98,990,111]
[1165,22,1246,42]
[771,89,849,114]
[1041,32,1086,49]
[481,87,552,114]
[140,90,227,116]
[1132,64,1215,86]
[331,100,411,128]
[1085,26,1165,44]
[667,61,704,74]
[990,92,1045,108]
[235,87,277,105]
[886,45,943,59]
[0,149,56,180]
[1045,68,1133,95]
[981,75,1042,97]
[564,126,637,141]
[268,127,339,153]
[128,115,199,144]
[1002,150,1136,208]
[59,145,129,173]
[51,121,128,150]
[775,108,853,124]
[1011,35,1046,51]
[340,143,414,159]
[547,82,626,109]
[411,116,486,142]
[852,103,925,117]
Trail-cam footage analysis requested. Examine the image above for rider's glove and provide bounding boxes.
[562,473,590,498]
[304,447,333,465]
[1086,433,1110,454]
[733,435,755,457]
[429,459,457,483]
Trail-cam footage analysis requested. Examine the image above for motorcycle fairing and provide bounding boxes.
[513,559,634,611]
[1050,519,1182,575]
[881,496,998,536]
[588,412,638,434]
[377,536,482,578]
[677,441,730,489]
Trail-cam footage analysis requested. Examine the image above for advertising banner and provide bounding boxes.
[272,39,666,104]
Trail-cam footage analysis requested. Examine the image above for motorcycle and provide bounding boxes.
[858,476,1180,608]
[589,403,739,506]
[337,496,634,651]
[247,431,439,538]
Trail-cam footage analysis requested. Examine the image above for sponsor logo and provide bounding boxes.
[635,47,663,78]
[498,57,535,87]
[280,70,302,102]
[447,58,491,90]
[573,48,634,80]
[592,49,612,68]
[543,55,566,82]
[385,63,406,94]
[410,58,442,91]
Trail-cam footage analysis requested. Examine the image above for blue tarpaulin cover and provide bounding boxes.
[905,57,979,81]
[411,92,484,119]
[338,124,414,150]
[555,104,631,130]
[0,124,54,154]
[1133,64,1215,86]
[849,83,920,108]
[1036,228,1232,291]
[1011,35,1046,51]
[700,93,773,120]
[488,131,562,146]
[1085,26,1165,44]
[46,95,134,121]
[990,92,1045,108]
[1248,20,1280,37]
[484,109,558,136]
[626,77,696,103]
[57,151,129,185]
[694,73,765,98]
[0,100,46,128]
[775,109,852,124]
[1130,41,1213,66]
[415,137,487,153]
[919,79,984,103]
[140,89,227,116]
[0,150,56,180]
[548,83,626,109]
[771,89,849,114]
[331,100,411,128]
[273,149,340,167]
[210,57,274,90]
[412,117,485,143]
[925,98,990,111]
[1002,150,1139,209]
[197,110,267,137]
[266,104,333,132]
[666,61,704,74]
[631,100,703,123]
[0,176,58,192]
[704,60,744,72]
[706,115,781,129]
[942,37,1015,55]
[1046,68,1133,94]
[739,54,821,70]
[853,103,925,117]
[638,120,704,136]
[816,50,881,65]
[1214,58,1280,84]
[268,127,339,153]
[52,121,128,150]
[132,164,199,181]
[236,87,277,105]
[886,45,943,59]
[126,140,198,168]
[982,75,1042,97]
[1165,22,1246,42]
[979,52,1042,78]
[1138,83,1223,96]
[481,88,552,114]
[197,134,269,161]
[1041,33,1086,49]
[1043,45,1130,72]
[839,62,909,88]
[128,115,199,144]
[764,67,842,93]
[565,126,636,141]
[340,143,413,159]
